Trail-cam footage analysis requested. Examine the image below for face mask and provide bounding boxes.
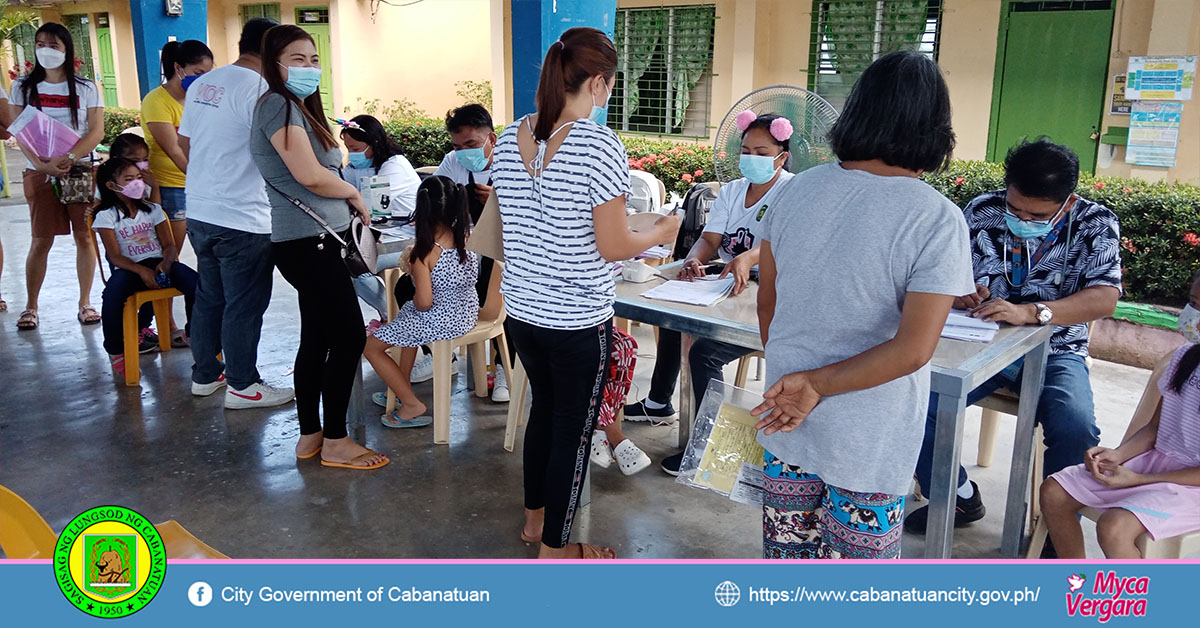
[1179,305,1200,343]
[136,160,150,171]
[180,75,200,91]
[280,64,321,99]
[1004,195,1071,240]
[590,85,611,126]
[456,146,490,173]
[348,151,372,169]
[739,153,782,185]
[117,179,147,200]
[36,47,66,70]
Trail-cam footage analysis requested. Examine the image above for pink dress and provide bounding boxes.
[1050,344,1200,540]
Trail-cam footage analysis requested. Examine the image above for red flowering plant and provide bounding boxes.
[623,137,714,196]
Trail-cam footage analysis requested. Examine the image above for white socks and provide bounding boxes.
[957,481,975,500]
[644,398,667,410]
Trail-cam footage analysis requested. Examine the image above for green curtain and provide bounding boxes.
[621,10,663,120]
[670,7,714,131]
[881,0,929,53]
[824,1,877,77]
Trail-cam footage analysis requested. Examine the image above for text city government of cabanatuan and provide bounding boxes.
[221,585,492,605]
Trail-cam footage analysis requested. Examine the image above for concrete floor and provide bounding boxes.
[0,146,1160,559]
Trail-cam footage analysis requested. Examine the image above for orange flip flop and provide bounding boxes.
[579,543,616,559]
[321,450,389,470]
[296,446,322,460]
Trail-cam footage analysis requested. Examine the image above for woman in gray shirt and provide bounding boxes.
[753,51,973,559]
[250,25,386,471]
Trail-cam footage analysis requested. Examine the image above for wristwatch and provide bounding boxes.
[66,151,77,162]
[1034,302,1053,325]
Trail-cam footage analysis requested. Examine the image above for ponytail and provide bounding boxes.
[533,27,617,141]
[161,39,214,82]
[450,182,470,264]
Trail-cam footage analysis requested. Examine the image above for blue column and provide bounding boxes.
[510,0,617,120]
[128,0,209,99]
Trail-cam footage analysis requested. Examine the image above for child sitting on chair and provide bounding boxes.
[1040,271,1200,558]
[92,157,197,379]
[364,176,480,428]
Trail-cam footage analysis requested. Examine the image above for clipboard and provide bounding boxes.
[467,190,504,262]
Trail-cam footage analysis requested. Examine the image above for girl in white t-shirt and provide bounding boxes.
[91,158,197,380]
[0,82,10,314]
[10,22,105,332]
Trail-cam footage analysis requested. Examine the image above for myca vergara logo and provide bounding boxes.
[1065,570,1149,623]
[54,506,166,618]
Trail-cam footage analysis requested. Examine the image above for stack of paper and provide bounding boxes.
[942,309,1000,343]
[642,276,735,307]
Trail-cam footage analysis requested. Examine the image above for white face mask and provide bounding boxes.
[36,47,66,70]
[1179,305,1200,344]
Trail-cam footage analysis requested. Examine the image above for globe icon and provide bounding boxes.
[714,581,740,607]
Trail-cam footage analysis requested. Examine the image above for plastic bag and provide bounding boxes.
[8,106,80,159]
[676,380,767,506]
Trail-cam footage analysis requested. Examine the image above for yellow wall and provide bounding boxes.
[938,0,1001,162]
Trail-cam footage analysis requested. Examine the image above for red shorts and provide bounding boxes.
[24,169,92,237]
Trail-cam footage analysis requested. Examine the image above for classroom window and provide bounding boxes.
[808,0,943,110]
[610,5,716,137]
[62,15,94,79]
[239,3,282,23]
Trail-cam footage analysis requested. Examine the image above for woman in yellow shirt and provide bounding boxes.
[140,40,213,250]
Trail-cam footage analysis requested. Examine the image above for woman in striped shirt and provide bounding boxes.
[493,27,681,559]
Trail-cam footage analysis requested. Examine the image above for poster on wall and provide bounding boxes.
[1126,55,1196,100]
[1110,74,1131,115]
[1126,101,1183,168]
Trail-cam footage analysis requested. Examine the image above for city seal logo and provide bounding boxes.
[54,506,166,618]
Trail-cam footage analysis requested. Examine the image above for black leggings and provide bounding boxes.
[508,317,610,549]
[273,235,366,440]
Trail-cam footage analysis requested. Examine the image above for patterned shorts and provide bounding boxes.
[597,328,637,428]
[762,451,905,559]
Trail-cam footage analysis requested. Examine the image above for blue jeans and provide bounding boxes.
[159,186,187,221]
[353,251,403,318]
[101,258,198,355]
[649,329,755,407]
[187,220,274,390]
[913,353,1100,494]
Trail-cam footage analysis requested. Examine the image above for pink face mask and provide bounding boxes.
[136,160,150,171]
[118,178,147,200]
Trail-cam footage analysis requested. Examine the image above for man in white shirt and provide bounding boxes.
[178,18,294,410]
[433,104,495,223]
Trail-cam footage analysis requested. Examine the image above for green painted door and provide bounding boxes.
[296,7,333,117]
[95,14,118,107]
[987,3,1114,174]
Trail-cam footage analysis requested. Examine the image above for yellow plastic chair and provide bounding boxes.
[0,485,228,559]
[381,262,514,445]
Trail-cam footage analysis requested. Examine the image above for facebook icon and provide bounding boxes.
[188,581,213,607]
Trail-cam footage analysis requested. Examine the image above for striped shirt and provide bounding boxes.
[493,116,630,329]
[1156,344,1200,466]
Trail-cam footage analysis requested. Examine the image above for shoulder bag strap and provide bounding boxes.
[264,179,349,248]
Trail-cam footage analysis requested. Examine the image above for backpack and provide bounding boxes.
[672,182,718,260]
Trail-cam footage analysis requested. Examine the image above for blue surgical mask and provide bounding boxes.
[180,74,200,92]
[590,87,611,126]
[739,153,782,185]
[1003,195,1071,240]
[348,151,372,169]
[279,64,321,99]
[456,146,490,173]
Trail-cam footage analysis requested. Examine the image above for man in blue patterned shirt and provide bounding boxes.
[906,140,1122,535]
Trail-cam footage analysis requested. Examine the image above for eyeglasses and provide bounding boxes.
[1004,194,1074,225]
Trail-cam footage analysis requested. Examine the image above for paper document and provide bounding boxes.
[641,276,735,307]
[694,403,766,494]
[377,224,416,241]
[942,309,999,343]
[729,461,766,506]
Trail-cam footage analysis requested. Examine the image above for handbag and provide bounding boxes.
[55,161,95,204]
[266,181,379,276]
[467,190,504,262]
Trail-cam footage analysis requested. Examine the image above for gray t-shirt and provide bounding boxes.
[757,163,974,495]
[251,92,348,243]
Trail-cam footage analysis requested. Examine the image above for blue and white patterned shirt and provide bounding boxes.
[964,190,1122,357]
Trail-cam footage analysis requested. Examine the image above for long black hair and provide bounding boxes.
[109,133,148,160]
[410,176,470,266]
[21,23,89,129]
[533,27,616,141]
[96,157,152,219]
[340,115,403,170]
[1170,269,1200,395]
[161,39,213,81]
[259,25,335,151]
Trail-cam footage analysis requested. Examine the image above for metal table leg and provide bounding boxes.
[925,391,967,559]
[677,333,694,450]
[1001,339,1050,557]
[349,359,366,442]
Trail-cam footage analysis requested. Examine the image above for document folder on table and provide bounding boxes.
[641,276,735,307]
[941,309,1000,343]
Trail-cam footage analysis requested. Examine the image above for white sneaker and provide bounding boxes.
[589,432,615,468]
[411,351,435,384]
[192,373,227,397]
[614,439,652,476]
[491,365,510,403]
[225,381,296,410]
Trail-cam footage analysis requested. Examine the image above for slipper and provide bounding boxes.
[321,450,389,470]
[17,309,38,330]
[0,299,7,312]
[578,543,616,559]
[78,304,100,325]
[372,391,394,408]
[520,529,542,544]
[381,411,431,429]
[296,445,322,460]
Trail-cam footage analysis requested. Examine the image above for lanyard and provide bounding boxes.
[1008,211,1071,287]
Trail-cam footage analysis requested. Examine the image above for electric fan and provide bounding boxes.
[712,85,839,183]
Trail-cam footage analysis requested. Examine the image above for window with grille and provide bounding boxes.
[63,15,94,79]
[240,3,282,24]
[808,0,942,111]
[610,5,716,137]
[11,23,37,75]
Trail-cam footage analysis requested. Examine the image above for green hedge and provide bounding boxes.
[103,107,141,145]
[923,161,1200,306]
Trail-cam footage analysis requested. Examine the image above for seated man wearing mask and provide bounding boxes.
[905,139,1122,544]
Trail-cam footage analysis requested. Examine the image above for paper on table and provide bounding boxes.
[641,275,735,307]
[694,403,766,494]
[942,309,999,343]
